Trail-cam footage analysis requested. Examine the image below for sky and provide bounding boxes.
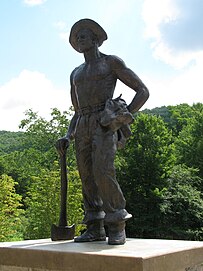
[0,0,203,131]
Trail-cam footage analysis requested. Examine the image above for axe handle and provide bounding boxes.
[59,152,68,227]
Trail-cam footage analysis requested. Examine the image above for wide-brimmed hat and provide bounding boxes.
[69,19,107,52]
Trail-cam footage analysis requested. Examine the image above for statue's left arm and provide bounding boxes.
[111,56,149,114]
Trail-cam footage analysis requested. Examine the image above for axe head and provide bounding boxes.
[51,224,75,241]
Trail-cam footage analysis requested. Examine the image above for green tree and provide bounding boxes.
[117,113,175,238]
[0,174,24,241]
[175,106,203,180]
[0,108,83,240]
[160,165,203,240]
[17,108,83,239]
[167,103,202,136]
[0,131,25,155]
[0,108,77,199]
[24,165,83,239]
[0,149,48,198]
[19,108,73,167]
[142,106,171,125]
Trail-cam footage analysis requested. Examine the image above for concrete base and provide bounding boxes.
[0,238,203,271]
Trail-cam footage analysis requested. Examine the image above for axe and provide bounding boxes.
[51,149,75,241]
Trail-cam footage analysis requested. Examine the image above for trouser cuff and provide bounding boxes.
[104,209,132,224]
[82,211,105,224]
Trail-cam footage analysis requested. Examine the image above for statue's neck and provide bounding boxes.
[84,46,101,63]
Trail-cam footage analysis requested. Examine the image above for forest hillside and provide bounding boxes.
[0,104,202,241]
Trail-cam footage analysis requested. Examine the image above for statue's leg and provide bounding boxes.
[92,125,132,244]
[74,116,106,242]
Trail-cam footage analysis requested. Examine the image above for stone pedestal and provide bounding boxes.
[0,238,203,271]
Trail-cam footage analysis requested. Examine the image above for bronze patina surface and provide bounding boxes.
[57,18,149,245]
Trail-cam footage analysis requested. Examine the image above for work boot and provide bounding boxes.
[107,221,126,245]
[74,220,106,242]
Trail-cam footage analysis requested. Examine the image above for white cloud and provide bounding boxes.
[142,0,179,40]
[142,0,203,69]
[53,21,70,44]
[0,70,71,131]
[97,0,134,26]
[53,21,67,31]
[23,0,47,6]
[151,42,198,70]
[59,32,69,44]
[1,64,202,132]
[113,53,203,110]
[143,54,203,108]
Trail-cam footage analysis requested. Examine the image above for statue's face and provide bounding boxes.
[76,29,96,53]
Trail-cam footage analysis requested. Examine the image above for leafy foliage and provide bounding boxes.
[0,174,24,241]
[0,108,83,241]
[175,105,203,179]
[24,165,83,239]
[0,103,203,241]
[160,165,203,240]
[117,113,175,238]
[142,106,172,125]
[0,131,25,155]
[167,103,196,135]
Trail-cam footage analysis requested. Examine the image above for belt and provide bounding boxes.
[78,103,105,116]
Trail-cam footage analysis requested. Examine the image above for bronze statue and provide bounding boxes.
[57,19,149,245]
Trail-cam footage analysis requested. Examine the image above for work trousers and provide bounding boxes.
[75,112,129,224]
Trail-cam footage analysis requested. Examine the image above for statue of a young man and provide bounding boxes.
[57,19,149,245]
